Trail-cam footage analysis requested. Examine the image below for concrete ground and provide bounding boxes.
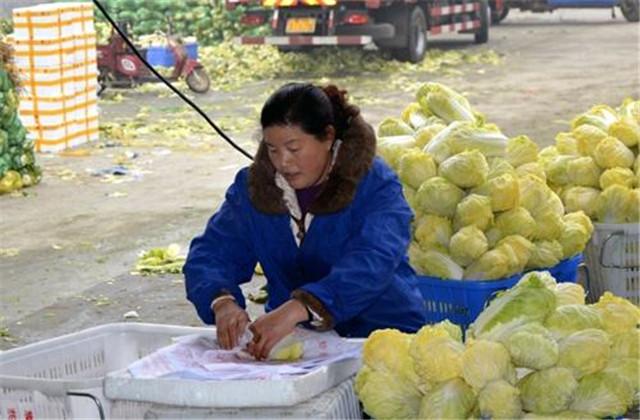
[0,8,638,350]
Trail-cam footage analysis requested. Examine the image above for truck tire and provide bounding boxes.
[491,5,510,23]
[475,0,490,44]
[620,0,639,22]
[392,6,427,63]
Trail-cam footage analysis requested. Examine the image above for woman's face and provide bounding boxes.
[263,124,334,189]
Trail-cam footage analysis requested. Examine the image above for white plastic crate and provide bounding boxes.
[0,323,363,419]
[0,323,213,419]
[584,223,639,304]
[125,378,361,419]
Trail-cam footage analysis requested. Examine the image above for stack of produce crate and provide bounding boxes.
[11,2,99,153]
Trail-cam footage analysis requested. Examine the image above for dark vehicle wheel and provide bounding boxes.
[620,0,639,22]
[491,5,510,23]
[97,67,109,96]
[475,0,490,44]
[186,67,210,93]
[392,6,427,63]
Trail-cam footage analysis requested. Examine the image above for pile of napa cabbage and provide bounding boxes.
[378,82,593,280]
[541,100,640,224]
[355,271,640,419]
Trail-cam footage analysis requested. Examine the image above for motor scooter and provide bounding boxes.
[97,23,210,94]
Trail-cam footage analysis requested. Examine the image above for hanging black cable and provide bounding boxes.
[92,0,254,161]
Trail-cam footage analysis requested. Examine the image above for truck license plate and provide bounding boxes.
[285,18,316,34]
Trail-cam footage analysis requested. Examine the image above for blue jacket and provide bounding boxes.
[184,117,426,338]
[184,160,426,337]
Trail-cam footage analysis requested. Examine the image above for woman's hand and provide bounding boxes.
[214,299,250,350]
[247,299,309,360]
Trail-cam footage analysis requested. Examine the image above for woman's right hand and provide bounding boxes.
[213,299,250,349]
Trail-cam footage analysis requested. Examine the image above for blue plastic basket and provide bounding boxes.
[146,46,173,67]
[416,262,582,330]
[416,274,522,330]
[545,254,584,283]
[145,43,198,67]
[185,42,198,60]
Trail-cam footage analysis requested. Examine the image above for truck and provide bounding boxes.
[490,0,638,23]
[225,0,492,63]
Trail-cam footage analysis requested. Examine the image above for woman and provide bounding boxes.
[184,82,426,360]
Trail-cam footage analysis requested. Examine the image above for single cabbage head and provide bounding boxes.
[416,82,476,124]
[571,104,619,132]
[567,156,601,188]
[592,292,640,334]
[544,155,575,186]
[362,328,419,386]
[468,273,556,340]
[505,326,559,370]
[488,157,517,179]
[462,339,515,390]
[478,380,522,419]
[495,207,536,239]
[357,369,422,419]
[516,161,546,182]
[558,221,591,259]
[569,371,635,418]
[556,132,580,155]
[557,328,610,379]
[526,240,563,269]
[603,357,640,394]
[573,124,608,157]
[562,187,600,219]
[447,124,509,158]
[377,136,417,169]
[610,329,640,359]
[415,176,465,218]
[600,167,635,190]
[496,235,534,273]
[411,248,464,280]
[463,249,511,280]
[472,172,520,212]
[596,184,634,223]
[449,225,488,267]
[453,194,494,231]
[401,102,432,129]
[519,174,557,218]
[544,304,604,339]
[438,149,489,188]
[411,335,465,384]
[553,282,586,307]
[517,270,557,288]
[418,378,476,420]
[532,209,564,241]
[609,117,640,147]
[518,367,578,414]
[415,123,446,149]
[593,136,635,169]
[414,214,453,251]
[398,149,437,190]
[507,134,539,167]
[378,117,414,137]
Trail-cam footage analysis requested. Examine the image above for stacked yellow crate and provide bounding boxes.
[12,2,98,152]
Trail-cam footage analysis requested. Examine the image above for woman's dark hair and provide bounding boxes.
[260,82,360,141]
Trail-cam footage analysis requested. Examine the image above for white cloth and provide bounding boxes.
[127,327,361,381]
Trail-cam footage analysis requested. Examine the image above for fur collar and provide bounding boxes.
[248,115,376,215]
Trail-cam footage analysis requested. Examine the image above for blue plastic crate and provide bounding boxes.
[185,42,198,60]
[146,46,174,67]
[416,274,522,330]
[145,43,197,67]
[416,263,582,330]
[546,254,584,283]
